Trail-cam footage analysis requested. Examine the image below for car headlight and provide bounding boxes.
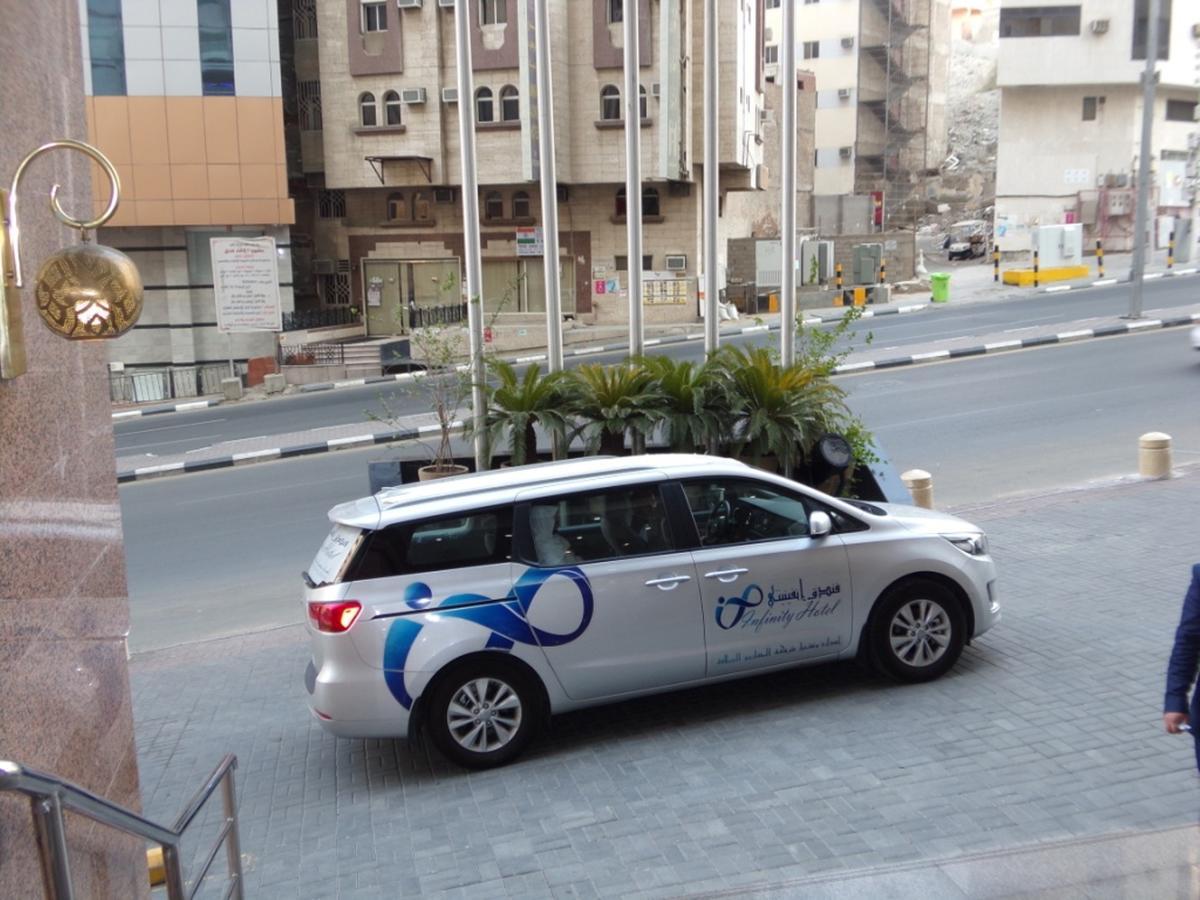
[942,532,989,556]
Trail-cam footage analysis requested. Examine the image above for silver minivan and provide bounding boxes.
[304,454,1000,768]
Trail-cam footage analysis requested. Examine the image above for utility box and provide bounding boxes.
[852,243,883,284]
[1033,224,1083,268]
[1174,217,1193,263]
[801,239,835,285]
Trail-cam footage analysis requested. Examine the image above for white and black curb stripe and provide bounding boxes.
[117,420,467,483]
[111,398,221,421]
[832,311,1200,376]
[1040,267,1199,294]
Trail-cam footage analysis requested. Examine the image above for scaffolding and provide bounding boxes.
[854,0,943,228]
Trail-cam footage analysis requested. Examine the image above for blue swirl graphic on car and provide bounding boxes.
[382,566,594,709]
[714,584,764,630]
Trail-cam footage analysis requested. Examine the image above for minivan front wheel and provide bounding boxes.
[427,659,539,768]
[870,579,965,682]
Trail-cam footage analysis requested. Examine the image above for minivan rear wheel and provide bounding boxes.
[870,579,965,683]
[427,659,539,769]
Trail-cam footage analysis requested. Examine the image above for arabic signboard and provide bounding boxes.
[211,236,282,333]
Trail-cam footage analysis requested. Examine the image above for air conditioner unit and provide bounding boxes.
[441,86,458,103]
[841,36,854,49]
[313,259,336,275]
[837,87,852,99]
[438,0,454,6]
[433,187,455,203]
[397,0,422,8]
[401,87,427,104]
[664,254,687,271]
[1089,18,1109,34]
[838,146,853,159]
[651,82,661,97]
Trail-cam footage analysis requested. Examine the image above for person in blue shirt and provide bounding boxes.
[1163,564,1200,771]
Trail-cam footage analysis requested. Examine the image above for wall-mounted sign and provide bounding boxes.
[516,226,543,256]
[367,276,384,307]
[211,236,282,333]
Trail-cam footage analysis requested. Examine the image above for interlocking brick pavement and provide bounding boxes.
[129,469,1200,898]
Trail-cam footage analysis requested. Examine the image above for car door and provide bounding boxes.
[680,477,852,676]
[515,482,706,700]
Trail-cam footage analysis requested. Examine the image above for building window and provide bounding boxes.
[615,187,627,218]
[384,90,402,126]
[614,255,653,271]
[319,269,351,305]
[512,191,532,219]
[484,191,504,221]
[318,190,345,218]
[413,192,431,222]
[802,41,819,60]
[359,92,377,127]
[765,0,780,8]
[500,85,520,121]
[607,0,623,24]
[387,192,410,221]
[764,45,779,65]
[642,187,660,217]
[1132,0,1171,61]
[600,84,621,121]
[198,0,236,95]
[294,0,318,39]
[299,80,323,130]
[1166,99,1196,122]
[1082,96,1099,121]
[476,87,494,123]
[999,5,1082,38]
[480,0,506,25]
[88,0,127,96]
[639,85,647,119]
[362,0,387,33]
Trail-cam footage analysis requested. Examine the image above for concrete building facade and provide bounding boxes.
[79,0,296,376]
[284,0,799,343]
[994,0,1200,252]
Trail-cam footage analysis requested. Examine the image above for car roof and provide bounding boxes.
[327,454,753,529]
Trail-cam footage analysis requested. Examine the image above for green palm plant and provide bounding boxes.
[467,359,571,467]
[564,362,662,456]
[716,345,850,475]
[636,355,725,452]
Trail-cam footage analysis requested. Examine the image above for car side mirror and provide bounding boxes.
[809,511,832,538]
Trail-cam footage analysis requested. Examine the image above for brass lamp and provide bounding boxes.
[0,140,142,379]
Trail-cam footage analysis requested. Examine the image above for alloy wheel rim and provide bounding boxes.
[446,677,523,753]
[888,598,951,667]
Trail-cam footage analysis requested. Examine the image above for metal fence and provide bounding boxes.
[409,301,468,329]
[281,306,357,331]
[278,342,345,366]
[109,363,232,403]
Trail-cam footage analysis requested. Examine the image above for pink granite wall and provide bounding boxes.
[0,3,147,898]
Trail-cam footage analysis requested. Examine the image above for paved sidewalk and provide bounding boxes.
[130,467,1200,898]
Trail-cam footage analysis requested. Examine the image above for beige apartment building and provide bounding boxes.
[283,0,796,340]
[79,0,296,383]
[994,0,1200,252]
[763,0,949,226]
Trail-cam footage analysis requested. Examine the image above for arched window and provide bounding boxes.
[642,187,660,217]
[639,84,647,120]
[383,90,402,126]
[475,86,494,123]
[512,190,531,219]
[412,191,431,222]
[615,187,627,218]
[387,192,409,221]
[500,85,519,122]
[600,84,620,121]
[484,191,504,221]
[359,91,377,127]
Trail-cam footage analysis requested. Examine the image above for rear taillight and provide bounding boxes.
[308,600,362,633]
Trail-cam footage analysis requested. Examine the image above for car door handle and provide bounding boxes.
[644,575,692,589]
[704,567,749,582]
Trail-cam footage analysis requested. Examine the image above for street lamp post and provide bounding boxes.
[779,0,797,366]
[533,0,564,373]
[702,0,719,355]
[1129,0,1162,320]
[623,0,644,360]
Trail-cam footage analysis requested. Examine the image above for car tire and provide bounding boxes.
[426,658,541,769]
[869,579,966,683]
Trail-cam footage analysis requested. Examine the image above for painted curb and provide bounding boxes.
[111,398,222,421]
[1036,267,1199,295]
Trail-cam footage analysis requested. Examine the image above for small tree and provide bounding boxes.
[467,359,571,466]
[637,355,724,452]
[564,362,662,455]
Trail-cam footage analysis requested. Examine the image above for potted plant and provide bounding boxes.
[409,324,472,480]
[636,355,724,453]
[564,362,662,456]
[466,359,571,467]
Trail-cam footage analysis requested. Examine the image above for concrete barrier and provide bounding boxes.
[1139,432,1172,479]
[221,377,243,401]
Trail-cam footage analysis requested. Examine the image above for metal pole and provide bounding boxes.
[221,768,245,899]
[779,0,796,366]
[623,0,644,359]
[702,0,719,354]
[1129,0,1161,319]
[31,794,74,900]
[533,0,564,372]
[454,0,489,470]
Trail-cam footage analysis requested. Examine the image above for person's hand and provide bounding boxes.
[1164,712,1190,734]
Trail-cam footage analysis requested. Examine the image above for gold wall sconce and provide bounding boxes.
[0,140,144,380]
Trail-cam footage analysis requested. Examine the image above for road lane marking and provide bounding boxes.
[119,418,227,436]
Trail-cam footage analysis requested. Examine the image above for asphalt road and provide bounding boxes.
[118,325,1200,652]
[113,276,1200,458]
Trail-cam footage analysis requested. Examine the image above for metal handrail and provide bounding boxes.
[0,754,243,900]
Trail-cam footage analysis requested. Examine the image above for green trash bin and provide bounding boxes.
[930,272,951,303]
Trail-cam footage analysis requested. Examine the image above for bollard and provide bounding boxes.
[221,377,243,401]
[1096,239,1104,278]
[879,258,886,285]
[901,469,934,509]
[993,248,1000,283]
[1168,230,1175,270]
[1139,432,1172,479]
[1033,249,1039,288]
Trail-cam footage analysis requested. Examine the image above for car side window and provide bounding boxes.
[348,507,513,580]
[682,478,812,547]
[523,485,673,565]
